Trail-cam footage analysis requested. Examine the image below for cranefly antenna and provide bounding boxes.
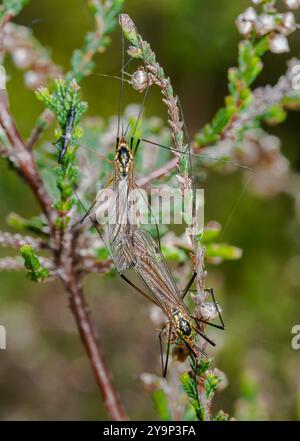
[177,96,197,256]
[117,31,125,139]
[140,138,254,172]
[129,28,151,141]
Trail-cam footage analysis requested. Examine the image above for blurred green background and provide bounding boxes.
[0,0,300,420]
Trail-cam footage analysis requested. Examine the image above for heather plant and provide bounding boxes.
[0,0,300,421]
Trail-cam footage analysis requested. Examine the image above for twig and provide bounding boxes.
[0,89,128,421]
[136,156,177,188]
[60,225,127,421]
[1,22,62,89]
[0,90,55,225]
[0,256,24,271]
[67,0,124,82]
[0,230,46,249]
[26,109,54,150]
[120,13,212,420]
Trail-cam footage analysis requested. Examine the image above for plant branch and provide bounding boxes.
[60,224,127,420]
[0,90,55,225]
[0,230,46,249]
[67,0,124,82]
[26,109,54,150]
[120,13,215,421]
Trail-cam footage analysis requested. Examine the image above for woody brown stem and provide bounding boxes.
[0,88,128,421]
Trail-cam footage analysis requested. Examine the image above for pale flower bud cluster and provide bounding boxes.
[236,6,298,54]
[284,0,300,10]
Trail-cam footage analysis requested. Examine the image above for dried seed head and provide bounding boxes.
[131,68,148,92]
[280,12,297,35]
[236,7,257,36]
[24,71,44,89]
[200,301,222,321]
[256,14,276,35]
[269,34,290,53]
[242,6,257,21]
[12,48,32,69]
[284,0,300,10]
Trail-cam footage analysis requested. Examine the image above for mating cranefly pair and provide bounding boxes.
[58,15,225,376]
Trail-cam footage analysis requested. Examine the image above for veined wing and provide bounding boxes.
[105,173,138,272]
[131,228,184,315]
[105,224,135,272]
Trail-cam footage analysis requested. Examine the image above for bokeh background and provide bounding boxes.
[0,0,300,420]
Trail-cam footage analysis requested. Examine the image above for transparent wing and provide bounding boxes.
[104,171,138,272]
[104,225,135,272]
[131,228,183,314]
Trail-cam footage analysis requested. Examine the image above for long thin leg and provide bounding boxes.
[192,326,215,347]
[79,199,98,224]
[181,272,197,300]
[193,343,208,358]
[158,331,164,377]
[207,288,225,330]
[192,317,224,330]
[164,325,172,378]
[182,339,197,358]
[159,325,172,378]
[133,182,162,252]
[189,287,225,330]
[141,138,252,172]
[120,274,156,305]
[133,138,141,157]
[155,222,162,253]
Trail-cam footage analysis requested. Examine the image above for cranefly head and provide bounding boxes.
[115,136,134,178]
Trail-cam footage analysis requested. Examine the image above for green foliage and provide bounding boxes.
[180,371,204,421]
[36,79,88,225]
[53,165,78,218]
[261,104,287,125]
[180,357,225,421]
[195,36,269,147]
[35,79,87,131]
[2,0,300,422]
[197,224,243,262]
[201,223,222,243]
[195,357,213,376]
[193,0,300,149]
[213,410,230,421]
[0,0,29,20]
[152,389,172,421]
[20,244,49,282]
[205,242,243,261]
[161,244,187,263]
[205,371,222,400]
[7,213,48,236]
[67,0,125,82]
